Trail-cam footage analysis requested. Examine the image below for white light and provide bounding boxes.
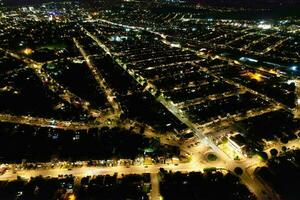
[258,24,272,29]
[170,43,181,48]
[239,57,258,63]
[291,66,298,71]
[287,80,296,84]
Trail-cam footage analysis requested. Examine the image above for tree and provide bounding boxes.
[234,167,243,175]
[280,137,289,144]
[207,153,217,161]
[258,151,268,161]
[282,146,287,152]
[270,148,278,157]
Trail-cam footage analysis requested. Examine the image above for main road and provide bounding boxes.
[0,154,225,182]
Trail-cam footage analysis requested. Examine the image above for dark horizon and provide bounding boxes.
[3,0,300,7]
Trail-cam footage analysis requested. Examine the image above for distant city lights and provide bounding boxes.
[258,21,272,29]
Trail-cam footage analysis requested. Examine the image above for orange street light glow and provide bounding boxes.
[23,48,33,55]
[269,69,277,75]
[68,194,76,200]
[242,72,263,82]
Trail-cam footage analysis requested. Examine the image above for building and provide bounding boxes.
[228,133,248,157]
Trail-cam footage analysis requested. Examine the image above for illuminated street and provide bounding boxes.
[0,1,299,200]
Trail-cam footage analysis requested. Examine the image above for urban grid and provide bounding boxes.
[0,0,299,200]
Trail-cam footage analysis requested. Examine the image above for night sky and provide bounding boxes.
[2,0,300,7]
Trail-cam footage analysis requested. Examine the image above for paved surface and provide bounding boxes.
[150,173,160,200]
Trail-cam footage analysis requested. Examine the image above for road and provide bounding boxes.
[196,105,283,131]
[0,113,100,130]
[0,160,223,181]
[264,138,300,157]
[150,173,161,200]
[73,37,122,117]
[241,33,274,51]
[262,37,289,54]
[293,80,300,118]
[0,47,105,119]
[176,89,246,109]
[226,31,257,45]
